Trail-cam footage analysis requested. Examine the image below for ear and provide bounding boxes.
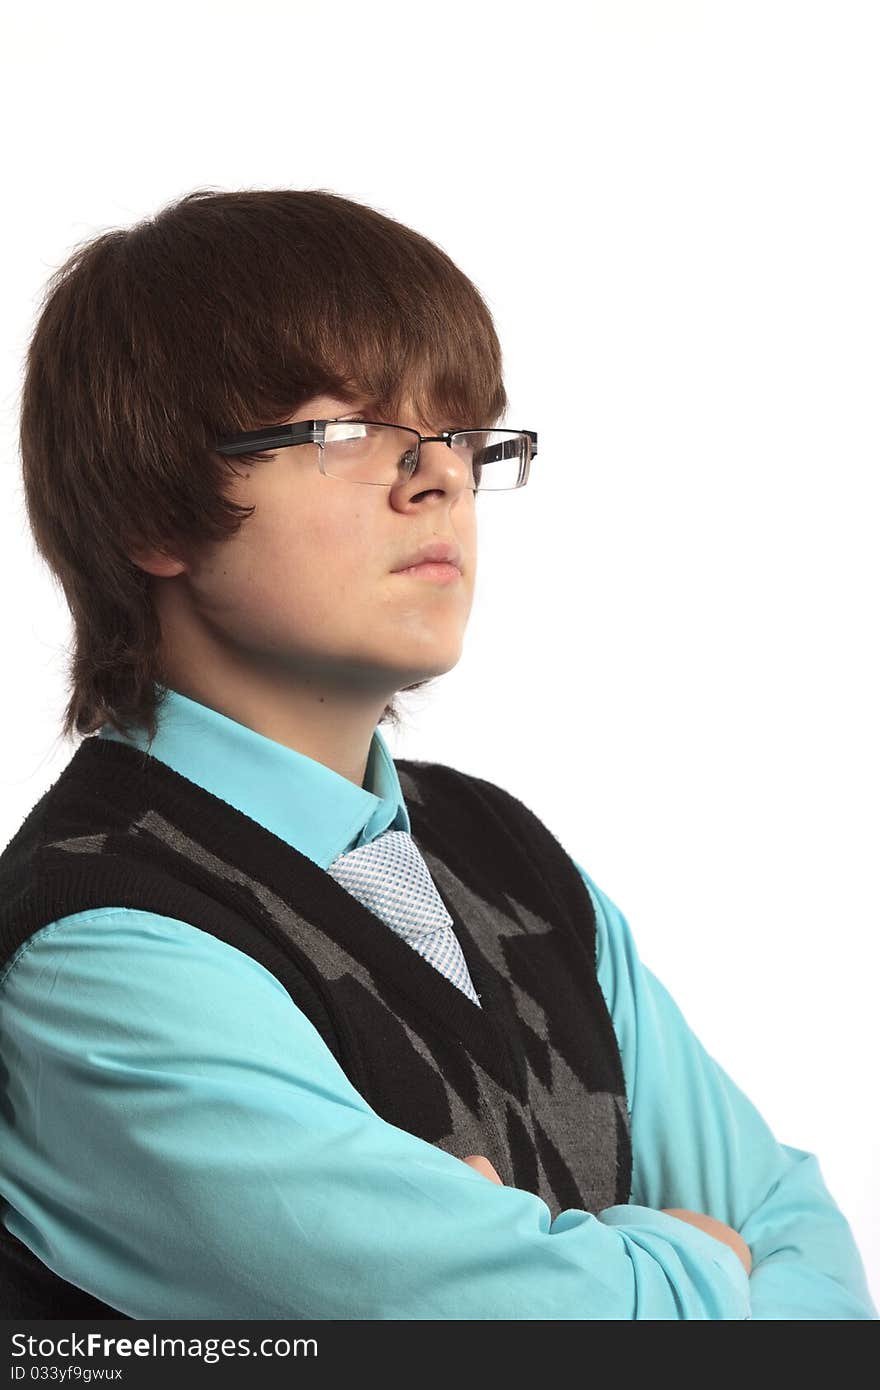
[127,545,188,579]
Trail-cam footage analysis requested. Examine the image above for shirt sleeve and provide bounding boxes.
[0,908,754,1320]
[573,862,878,1320]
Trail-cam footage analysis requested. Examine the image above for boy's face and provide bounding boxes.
[149,393,478,704]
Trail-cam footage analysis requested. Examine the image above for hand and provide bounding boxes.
[661,1208,752,1276]
[462,1154,504,1184]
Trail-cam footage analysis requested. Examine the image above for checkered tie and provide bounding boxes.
[326,829,482,1007]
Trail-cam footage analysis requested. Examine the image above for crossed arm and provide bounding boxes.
[464,1154,752,1274]
[0,869,875,1319]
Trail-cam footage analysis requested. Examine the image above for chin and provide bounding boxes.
[394,646,464,685]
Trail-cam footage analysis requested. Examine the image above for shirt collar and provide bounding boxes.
[96,684,411,868]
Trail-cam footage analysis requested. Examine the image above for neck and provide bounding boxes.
[156,664,392,789]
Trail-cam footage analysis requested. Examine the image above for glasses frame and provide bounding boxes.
[211,418,538,490]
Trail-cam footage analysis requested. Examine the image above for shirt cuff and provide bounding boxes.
[599,1204,752,1319]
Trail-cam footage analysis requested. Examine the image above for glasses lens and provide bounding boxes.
[321,422,529,490]
[450,431,530,491]
[322,422,417,485]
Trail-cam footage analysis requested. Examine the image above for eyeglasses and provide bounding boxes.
[212,418,538,492]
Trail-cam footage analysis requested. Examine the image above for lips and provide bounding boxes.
[392,538,463,572]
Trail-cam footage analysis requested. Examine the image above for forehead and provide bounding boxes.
[294,393,455,430]
[294,394,368,416]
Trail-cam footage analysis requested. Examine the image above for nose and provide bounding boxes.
[405,437,473,497]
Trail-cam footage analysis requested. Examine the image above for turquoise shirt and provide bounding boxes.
[0,687,875,1319]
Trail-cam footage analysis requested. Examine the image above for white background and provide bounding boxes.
[2,1,877,1309]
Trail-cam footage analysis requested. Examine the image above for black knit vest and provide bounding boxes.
[0,736,632,1319]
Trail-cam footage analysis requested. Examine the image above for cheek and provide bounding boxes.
[233,495,376,610]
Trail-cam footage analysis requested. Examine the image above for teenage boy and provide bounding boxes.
[1,187,874,1319]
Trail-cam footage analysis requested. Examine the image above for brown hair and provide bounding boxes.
[17,186,509,747]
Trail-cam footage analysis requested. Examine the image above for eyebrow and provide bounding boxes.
[320,396,479,433]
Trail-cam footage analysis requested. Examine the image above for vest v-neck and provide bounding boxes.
[65,737,524,1094]
[292,827,525,1094]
